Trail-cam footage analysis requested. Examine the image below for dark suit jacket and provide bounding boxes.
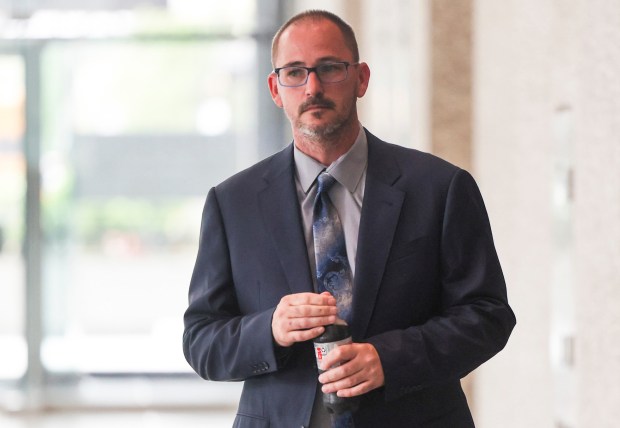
[183,130,516,428]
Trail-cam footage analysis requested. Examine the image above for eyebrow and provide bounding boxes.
[279,57,346,68]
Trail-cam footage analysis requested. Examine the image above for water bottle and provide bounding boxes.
[313,321,360,414]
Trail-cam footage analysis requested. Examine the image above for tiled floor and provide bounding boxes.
[0,409,237,428]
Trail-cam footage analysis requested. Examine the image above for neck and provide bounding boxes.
[293,121,360,166]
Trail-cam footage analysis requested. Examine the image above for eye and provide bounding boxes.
[284,67,304,77]
[319,64,339,73]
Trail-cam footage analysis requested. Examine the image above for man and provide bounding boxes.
[183,9,515,428]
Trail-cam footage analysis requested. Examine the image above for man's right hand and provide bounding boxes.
[272,292,338,347]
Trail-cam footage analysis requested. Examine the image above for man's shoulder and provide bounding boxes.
[366,131,460,179]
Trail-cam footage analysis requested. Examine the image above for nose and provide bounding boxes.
[304,70,324,96]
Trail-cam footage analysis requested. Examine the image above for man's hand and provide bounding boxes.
[318,342,385,397]
[272,292,338,347]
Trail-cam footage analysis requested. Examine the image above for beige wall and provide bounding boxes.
[473,0,555,425]
[474,0,620,427]
[573,2,620,426]
[430,0,473,171]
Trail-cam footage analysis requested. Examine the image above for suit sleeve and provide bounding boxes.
[366,169,516,401]
[182,187,280,381]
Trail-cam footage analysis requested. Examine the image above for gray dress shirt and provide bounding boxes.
[293,126,368,287]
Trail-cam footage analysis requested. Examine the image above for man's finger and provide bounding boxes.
[282,292,336,306]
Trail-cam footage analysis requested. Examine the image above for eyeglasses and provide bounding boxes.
[273,62,358,87]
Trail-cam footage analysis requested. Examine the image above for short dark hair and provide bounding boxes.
[271,10,360,68]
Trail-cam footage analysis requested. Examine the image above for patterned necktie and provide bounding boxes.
[313,172,355,428]
[313,171,354,323]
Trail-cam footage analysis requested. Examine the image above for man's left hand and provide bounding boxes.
[318,342,385,397]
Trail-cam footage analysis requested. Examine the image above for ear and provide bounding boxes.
[268,72,283,108]
[355,62,371,98]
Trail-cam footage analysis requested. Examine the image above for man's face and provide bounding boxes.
[268,19,370,141]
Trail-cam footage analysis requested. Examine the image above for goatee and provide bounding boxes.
[298,120,344,142]
[296,96,346,142]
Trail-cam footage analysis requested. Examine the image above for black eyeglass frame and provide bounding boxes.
[273,61,359,87]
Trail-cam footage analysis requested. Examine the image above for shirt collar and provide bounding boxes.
[294,125,367,194]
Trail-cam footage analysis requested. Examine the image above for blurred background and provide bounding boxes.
[0,0,618,427]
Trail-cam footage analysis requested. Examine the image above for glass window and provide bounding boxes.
[0,1,267,411]
[0,54,27,381]
[39,39,258,375]
[0,0,268,409]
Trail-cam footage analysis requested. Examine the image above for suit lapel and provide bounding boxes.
[351,134,405,340]
[258,145,314,295]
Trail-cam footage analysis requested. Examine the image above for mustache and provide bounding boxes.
[298,97,335,114]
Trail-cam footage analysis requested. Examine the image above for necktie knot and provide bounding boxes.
[317,172,337,194]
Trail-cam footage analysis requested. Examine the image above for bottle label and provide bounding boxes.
[313,337,352,371]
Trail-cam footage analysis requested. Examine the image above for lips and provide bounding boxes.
[305,104,329,111]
